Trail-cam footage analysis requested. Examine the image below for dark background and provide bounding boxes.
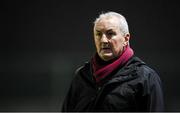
[1,0,180,111]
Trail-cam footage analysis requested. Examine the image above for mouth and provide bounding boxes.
[102,47,111,50]
[101,47,112,53]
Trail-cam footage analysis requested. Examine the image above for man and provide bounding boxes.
[62,11,164,112]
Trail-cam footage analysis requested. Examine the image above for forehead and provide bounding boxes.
[94,17,119,31]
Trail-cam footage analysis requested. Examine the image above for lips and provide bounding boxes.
[102,47,110,50]
[101,47,112,52]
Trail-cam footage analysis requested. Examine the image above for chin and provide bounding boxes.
[100,54,113,61]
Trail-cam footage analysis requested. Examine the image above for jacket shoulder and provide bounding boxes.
[134,59,162,93]
[137,63,159,79]
[130,56,159,78]
[75,62,90,74]
[71,61,91,82]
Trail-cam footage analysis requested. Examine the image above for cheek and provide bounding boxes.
[111,38,124,54]
[94,39,100,50]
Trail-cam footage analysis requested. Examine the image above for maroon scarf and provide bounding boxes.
[91,46,134,83]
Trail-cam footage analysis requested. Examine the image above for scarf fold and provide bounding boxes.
[91,46,134,83]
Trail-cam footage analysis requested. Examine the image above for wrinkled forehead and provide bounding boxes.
[94,17,120,31]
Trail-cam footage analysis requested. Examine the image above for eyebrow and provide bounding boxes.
[95,30,101,32]
[106,29,114,32]
[95,29,114,32]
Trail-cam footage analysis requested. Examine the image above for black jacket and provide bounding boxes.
[62,56,164,112]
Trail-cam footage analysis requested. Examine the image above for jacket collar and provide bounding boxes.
[81,56,146,87]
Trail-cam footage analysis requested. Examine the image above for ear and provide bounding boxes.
[123,34,130,46]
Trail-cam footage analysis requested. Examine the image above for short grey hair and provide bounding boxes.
[94,11,129,36]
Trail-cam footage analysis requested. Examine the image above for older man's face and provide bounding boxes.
[94,17,129,61]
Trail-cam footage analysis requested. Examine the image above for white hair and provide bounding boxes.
[94,11,129,36]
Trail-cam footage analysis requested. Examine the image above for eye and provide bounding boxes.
[106,31,116,38]
[95,31,102,37]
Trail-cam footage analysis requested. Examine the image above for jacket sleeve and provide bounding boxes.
[61,67,83,112]
[61,81,75,111]
[147,71,164,111]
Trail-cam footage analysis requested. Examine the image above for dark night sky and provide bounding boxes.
[1,0,180,111]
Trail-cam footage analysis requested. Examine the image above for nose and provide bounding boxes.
[100,34,108,43]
